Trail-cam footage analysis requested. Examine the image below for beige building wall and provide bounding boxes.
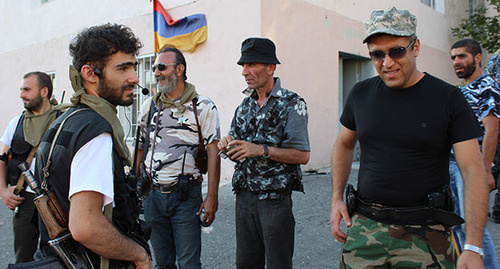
[0,0,479,180]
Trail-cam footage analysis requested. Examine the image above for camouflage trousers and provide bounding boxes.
[340,213,454,269]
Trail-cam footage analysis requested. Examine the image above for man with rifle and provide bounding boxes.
[0,71,59,263]
[34,23,152,268]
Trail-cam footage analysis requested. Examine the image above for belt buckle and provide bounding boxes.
[155,183,176,193]
[161,187,174,194]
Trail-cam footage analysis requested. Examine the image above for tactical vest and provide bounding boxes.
[231,89,304,197]
[35,106,149,268]
[6,113,32,186]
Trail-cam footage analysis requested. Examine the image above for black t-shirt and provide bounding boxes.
[340,73,482,206]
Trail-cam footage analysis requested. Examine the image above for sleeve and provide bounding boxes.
[1,115,22,147]
[340,85,357,131]
[281,98,310,151]
[228,106,240,139]
[477,79,500,121]
[69,132,114,207]
[448,89,483,145]
[199,98,221,145]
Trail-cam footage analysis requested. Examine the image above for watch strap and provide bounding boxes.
[262,144,270,158]
[463,244,484,258]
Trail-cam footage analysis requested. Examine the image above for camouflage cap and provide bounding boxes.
[363,7,417,43]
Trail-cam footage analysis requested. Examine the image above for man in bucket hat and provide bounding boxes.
[330,7,488,268]
[218,37,310,268]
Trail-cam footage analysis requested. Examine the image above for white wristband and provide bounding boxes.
[463,244,484,258]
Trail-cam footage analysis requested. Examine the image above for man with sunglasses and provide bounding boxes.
[449,39,500,268]
[136,46,221,269]
[330,7,488,268]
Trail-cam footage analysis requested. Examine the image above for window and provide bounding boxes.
[421,0,445,13]
[118,54,156,143]
[45,71,58,101]
[469,0,485,15]
[421,0,436,8]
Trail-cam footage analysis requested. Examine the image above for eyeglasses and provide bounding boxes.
[152,63,177,72]
[369,39,416,62]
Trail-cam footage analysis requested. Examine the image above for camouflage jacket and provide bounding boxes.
[229,78,309,200]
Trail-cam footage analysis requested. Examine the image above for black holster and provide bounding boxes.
[345,184,356,217]
[177,174,191,201]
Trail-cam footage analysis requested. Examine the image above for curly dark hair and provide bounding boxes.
[69,23,143,75]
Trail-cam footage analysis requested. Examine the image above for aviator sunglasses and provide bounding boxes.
[152,62,177,72]
[369,39,416,62]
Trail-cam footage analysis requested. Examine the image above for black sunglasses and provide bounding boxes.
[152,63,177,72]
[369,39,416,62]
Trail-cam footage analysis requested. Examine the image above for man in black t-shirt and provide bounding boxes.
[330,7,488,269]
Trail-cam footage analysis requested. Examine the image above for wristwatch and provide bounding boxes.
[463,244,484,258]
[262,144,270,159]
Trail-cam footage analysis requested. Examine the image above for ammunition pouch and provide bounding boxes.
[348,185,464,227]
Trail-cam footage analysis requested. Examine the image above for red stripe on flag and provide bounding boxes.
[153,0,180,25]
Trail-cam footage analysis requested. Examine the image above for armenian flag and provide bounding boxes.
[153,0,207,53]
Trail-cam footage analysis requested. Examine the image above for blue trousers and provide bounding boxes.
[143,185,202,269]
[449,159,500,268]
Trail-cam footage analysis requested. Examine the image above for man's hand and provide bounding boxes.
[134,248,153,269]
[226,140,263,161]
[197,194,218,226]
[0,186,24,209]
[487,172,496,191]
[330,199,351,243]
[457,250,484,269]
[217,136,233,151]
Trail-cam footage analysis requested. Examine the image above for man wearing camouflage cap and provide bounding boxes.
[330,7,488,268]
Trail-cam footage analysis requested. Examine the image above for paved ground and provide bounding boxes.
[1,167,500,268]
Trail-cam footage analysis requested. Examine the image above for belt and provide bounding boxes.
[355,197,464,227]
[153,177,201,193]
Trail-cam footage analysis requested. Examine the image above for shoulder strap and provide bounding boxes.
[14,111,59,194]
[147,102,162,179]
[41,108,89,190]
[132,100,155,176]
[192,98,204,147]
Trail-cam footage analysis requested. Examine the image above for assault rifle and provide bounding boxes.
[18,162,94,269]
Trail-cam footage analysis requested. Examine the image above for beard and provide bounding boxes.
[23,93,43,112]
[97,78,134,107]
[157,72,177,94]
[455,59,477,79]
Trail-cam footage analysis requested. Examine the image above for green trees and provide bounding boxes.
[451,0,500,53]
